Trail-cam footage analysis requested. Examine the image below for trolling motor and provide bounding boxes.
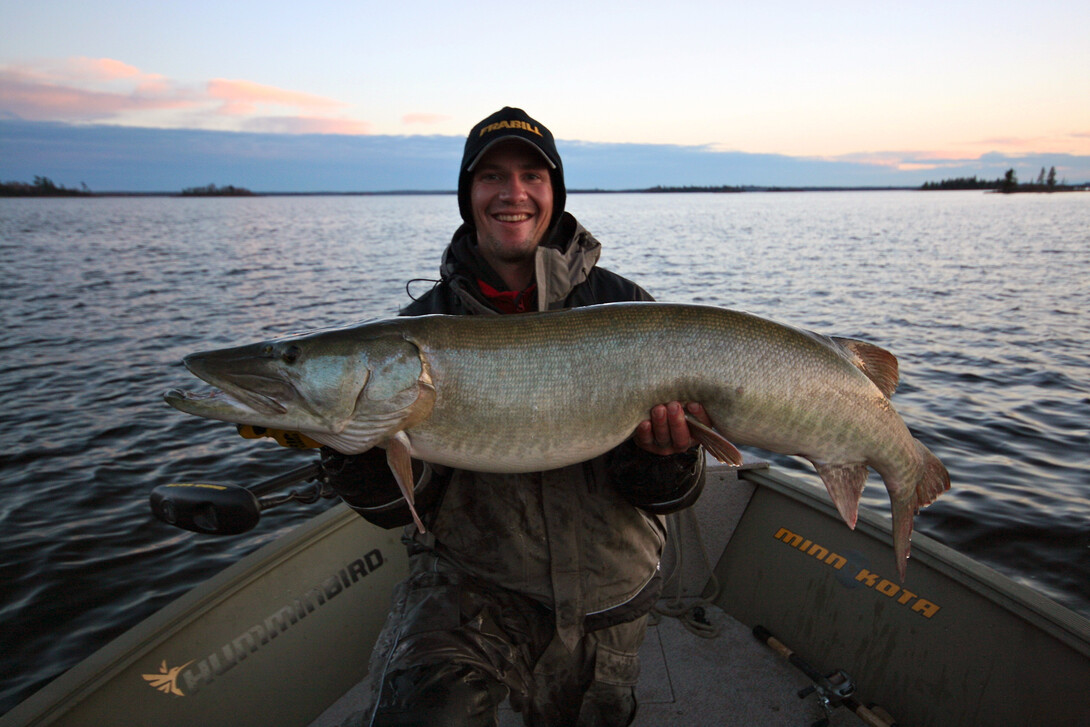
[753,625,898,727]
[149,462,333,535]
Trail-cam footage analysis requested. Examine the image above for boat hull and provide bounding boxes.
[6,465,1089,727]
[2,505,408,727]
[715,466,1090,727]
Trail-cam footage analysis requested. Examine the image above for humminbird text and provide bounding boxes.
[143,548,387,697]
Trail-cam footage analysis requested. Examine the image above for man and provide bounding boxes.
[324,108,709,726]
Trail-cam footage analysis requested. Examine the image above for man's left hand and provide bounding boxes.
[633,402,711,456]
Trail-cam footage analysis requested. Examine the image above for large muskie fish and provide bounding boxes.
[165,303,949,577]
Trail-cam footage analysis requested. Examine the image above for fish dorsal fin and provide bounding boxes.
[833,337,899,398]
[685,414,744,466]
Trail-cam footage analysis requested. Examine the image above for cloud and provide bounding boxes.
[402,113,452,126]
[0,59,199,121]
[207,78,344,116]
[241,115,374,135]
[0,57,373,135]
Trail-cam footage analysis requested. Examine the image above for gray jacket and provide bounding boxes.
[327,213,704,649]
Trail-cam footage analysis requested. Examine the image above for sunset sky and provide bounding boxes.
[3,0,1088,189]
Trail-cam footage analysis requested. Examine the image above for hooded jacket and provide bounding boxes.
[327,212,704,648]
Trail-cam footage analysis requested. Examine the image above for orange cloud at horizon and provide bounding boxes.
[402,112,452,125]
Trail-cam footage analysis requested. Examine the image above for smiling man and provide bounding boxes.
[323,108,710,727]
[468,138,554,290]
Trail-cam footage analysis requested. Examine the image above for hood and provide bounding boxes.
[439,212,601,312]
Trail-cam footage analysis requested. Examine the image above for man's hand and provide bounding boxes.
[237,424,321,449]
[632,402,711,456]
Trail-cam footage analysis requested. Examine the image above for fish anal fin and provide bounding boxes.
[385,432,426,533]
[684,414,744,466]
[833,337,900,398]
[810,460,869,529]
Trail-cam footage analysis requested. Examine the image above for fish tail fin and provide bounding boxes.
[891,497,915,581]
[892,440,951,580]
[811,460,869,529]
[914,439,951,508]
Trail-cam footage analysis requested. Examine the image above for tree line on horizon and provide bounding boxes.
[922,166,1077,193]
[5,172,1084,197]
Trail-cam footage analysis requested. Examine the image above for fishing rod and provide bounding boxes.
[753,625,898,727]
[149,461,331,535]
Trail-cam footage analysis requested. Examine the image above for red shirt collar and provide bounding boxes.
[476,279,537,314]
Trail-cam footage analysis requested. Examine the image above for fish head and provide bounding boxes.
[165,322,433,453]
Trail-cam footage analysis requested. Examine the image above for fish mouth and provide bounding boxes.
[165,354,294,419]
[164,382,288,418]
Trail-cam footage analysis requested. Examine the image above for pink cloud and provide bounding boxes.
[0,58,374,135]
[402,112,451,125]
[0,64,199,121]
[66,57,153,82]
[963,133,1090,155]
[825,149,1002,173]
[207,79,344,114]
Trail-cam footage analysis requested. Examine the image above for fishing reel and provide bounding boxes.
[149,462,334,535]
[753,625,898,727]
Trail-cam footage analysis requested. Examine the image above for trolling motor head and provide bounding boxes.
[150,483,262,535]
[149,462,327,535]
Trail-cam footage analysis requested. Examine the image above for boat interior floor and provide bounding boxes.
[311,464,861,727]
[310,603,858,727]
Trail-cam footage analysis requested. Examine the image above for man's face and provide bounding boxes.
[470,140,554,272]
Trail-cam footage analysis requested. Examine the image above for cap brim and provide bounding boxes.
[466,135,557,171]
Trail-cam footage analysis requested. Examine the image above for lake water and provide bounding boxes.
[2,191,1088,713]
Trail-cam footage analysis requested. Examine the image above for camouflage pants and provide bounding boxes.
[362,552,644,727]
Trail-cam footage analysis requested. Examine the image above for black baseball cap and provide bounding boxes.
[457,107,566,233]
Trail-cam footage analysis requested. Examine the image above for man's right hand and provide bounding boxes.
[237,424,321,449]
[632,402,711,456]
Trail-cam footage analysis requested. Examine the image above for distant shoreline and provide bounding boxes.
[4,185,1087,198]
[0,186,932,198]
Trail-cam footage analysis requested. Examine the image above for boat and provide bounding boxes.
[4,460,1089,727]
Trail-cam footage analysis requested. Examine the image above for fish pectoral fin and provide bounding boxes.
[810,460,869,529]
[684,414,744,466]
[385,432,426,534]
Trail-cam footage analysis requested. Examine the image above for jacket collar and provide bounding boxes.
[439,212,602,313]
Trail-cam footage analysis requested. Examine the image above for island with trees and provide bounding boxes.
[0,176,92,197]
[922,167,1083,193]
[179,184,255,197]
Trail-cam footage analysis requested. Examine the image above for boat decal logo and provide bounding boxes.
[142,659,193,696]
[773,527,941,619]
[141,547,386,698]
